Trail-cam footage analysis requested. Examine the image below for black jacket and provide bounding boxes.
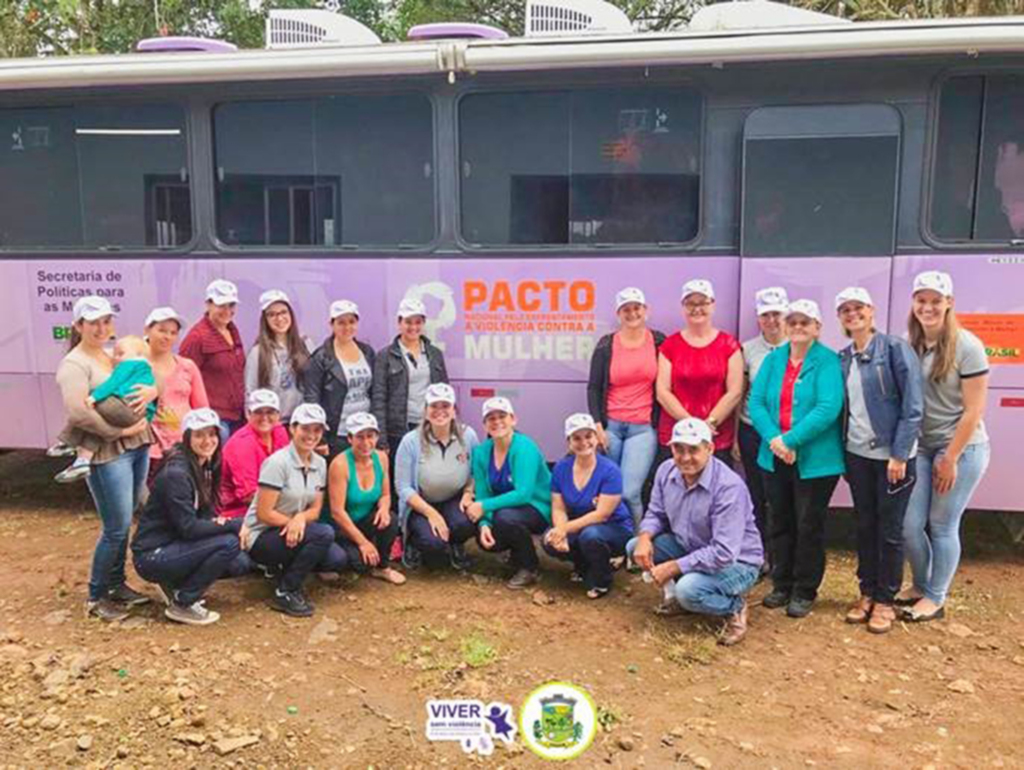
[302,337,377,439]
[371,335,449,444]
[587,329,666,428]
[131,453,232,553]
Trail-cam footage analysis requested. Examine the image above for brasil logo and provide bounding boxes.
[519,681,597,761]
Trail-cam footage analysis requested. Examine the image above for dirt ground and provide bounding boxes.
[1,450,1022,770]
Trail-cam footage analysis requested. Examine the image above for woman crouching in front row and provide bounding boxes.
[543,413,634,599]
[131,408,245,625]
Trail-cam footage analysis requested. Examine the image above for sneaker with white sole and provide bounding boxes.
[108,584,151,607]
[85,598,130,622]
[55,458,91,484]
[165,601,220,626]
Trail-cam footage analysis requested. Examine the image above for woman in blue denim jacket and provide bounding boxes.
[835,288,923,634]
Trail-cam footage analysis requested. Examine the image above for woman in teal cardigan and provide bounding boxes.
[465,397,552,590]
[749,299,844,620]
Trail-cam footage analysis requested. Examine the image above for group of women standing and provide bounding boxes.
[57,269,989,631]
[583,271,988,633]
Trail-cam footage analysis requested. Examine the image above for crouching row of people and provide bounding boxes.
[129,388,762,645]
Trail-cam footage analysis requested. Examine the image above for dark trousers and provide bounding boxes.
[845,452,916,604]
[133,533,240,605]
[764,463,839,601]
[407,495,477,567]
[249,522,339,593]
[385,426,417,514]
[541,522,632,590]
[481,505,548,571]
[737,421,770,560]
[335,514,399,571]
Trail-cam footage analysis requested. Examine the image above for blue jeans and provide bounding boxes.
[626,533,759,616]
[542,522,632,590]
[604,419,658,527]
[133,533,240,606]
[903,442,990,605]
[85,446,150,602]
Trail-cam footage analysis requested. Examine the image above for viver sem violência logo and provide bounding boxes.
[520,681,598,761]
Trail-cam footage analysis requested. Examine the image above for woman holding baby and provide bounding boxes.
[54,296,158,622]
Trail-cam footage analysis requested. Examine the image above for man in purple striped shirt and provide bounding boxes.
[628,418,764,646]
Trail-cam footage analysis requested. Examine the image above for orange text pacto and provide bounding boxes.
[463,280,595,313]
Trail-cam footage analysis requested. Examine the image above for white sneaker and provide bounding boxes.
[165,601,220,626]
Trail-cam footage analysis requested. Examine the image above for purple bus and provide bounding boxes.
[1,12,1023,511]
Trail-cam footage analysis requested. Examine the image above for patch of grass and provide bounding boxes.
[394,600,425,613]
[459,633,498,668]
[419,624,450,642]
[597,704,626,732]
[645,620,719,668]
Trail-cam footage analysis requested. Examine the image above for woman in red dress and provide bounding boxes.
[656,279,744,467]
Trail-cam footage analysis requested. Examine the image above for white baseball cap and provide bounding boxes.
[482,396,514,419]
[290,403,327,427]
[182,407,220,434]
[345,411,379,436]
[787,299,822,324]
[259,289,291,313]
[247,389,281,413]
[835,287,874,311]
[564,413,597,438]
[615,287,647,312]
[670,417,714,447]
[205,279,239,306]
[330,299,360,320]
[144,306,184,329]
[755,287,789,316]
[425,383,456,406]
[913,270,954,298]
[681,279,715,303]
[73,296,117,323]
[397,297,427,320]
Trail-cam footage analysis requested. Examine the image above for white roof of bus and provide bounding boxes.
[2,15,1024,91]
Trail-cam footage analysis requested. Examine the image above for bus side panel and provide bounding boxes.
[381,256,741,385]
[31,259,227,375]
[973,392,1024,511]
[1,261,40,374]
[1,374,49,448]
[893,254,1024,512]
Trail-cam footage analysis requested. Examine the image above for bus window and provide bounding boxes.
[931,74,1024,244]
[0,103,190,250]
[742,105,900,257]
[213,94,434,248]
[459,87,702,247]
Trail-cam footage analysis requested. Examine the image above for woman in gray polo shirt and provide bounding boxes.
[395,383,480,570]
[244,403,347,618]
[900,271,990,623]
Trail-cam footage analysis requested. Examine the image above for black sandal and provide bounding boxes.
[902,605,945,623]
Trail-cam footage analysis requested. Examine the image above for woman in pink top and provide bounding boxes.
[218,389,290,520]
[656,279,744,466]
[146,307,209,466]
[587,288,665,526]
